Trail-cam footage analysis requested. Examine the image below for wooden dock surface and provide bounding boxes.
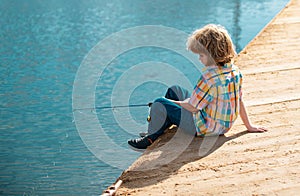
[115,0,300,195]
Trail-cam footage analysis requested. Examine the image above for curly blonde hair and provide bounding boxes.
[187,24,236,66]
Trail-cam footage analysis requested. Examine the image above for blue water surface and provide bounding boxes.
[0,0,289,195]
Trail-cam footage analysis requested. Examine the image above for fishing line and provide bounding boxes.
[72,102,152,112]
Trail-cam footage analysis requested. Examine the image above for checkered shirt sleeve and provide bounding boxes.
[189,75,214,110]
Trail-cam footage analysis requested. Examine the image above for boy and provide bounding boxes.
[128,24,267,151]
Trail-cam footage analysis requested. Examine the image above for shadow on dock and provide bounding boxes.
[119,128,249,188]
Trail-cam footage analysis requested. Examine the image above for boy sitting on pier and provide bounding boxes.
[128,24,267,151]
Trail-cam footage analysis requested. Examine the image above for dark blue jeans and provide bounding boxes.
[147,85,196,142]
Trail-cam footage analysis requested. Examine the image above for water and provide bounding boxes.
[0,0,289,195]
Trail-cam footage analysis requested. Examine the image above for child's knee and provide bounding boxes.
[166,85,180,94]
[150,98,168,116]
[154,97,167,104]
[168,85,180,91]
[165,85,181,100]
[152,98,170,111]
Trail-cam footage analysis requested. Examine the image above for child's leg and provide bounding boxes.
[147,85,190,135]
[147,97,195,142]
[128,97,196,150]
[146,98,178,140]
[165,85,190,101]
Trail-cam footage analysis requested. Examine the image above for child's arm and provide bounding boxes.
[239,99,267,132]
[167,98,199,113]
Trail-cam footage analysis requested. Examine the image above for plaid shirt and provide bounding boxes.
[189,63,243,136]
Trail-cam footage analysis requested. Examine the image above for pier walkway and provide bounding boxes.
[115,0,300,195]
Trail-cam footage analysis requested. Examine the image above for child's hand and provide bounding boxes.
[247,126,268,133]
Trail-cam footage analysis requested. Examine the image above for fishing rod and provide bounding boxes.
[73,102,152,112]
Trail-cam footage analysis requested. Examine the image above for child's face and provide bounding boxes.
[198,53,209,66]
